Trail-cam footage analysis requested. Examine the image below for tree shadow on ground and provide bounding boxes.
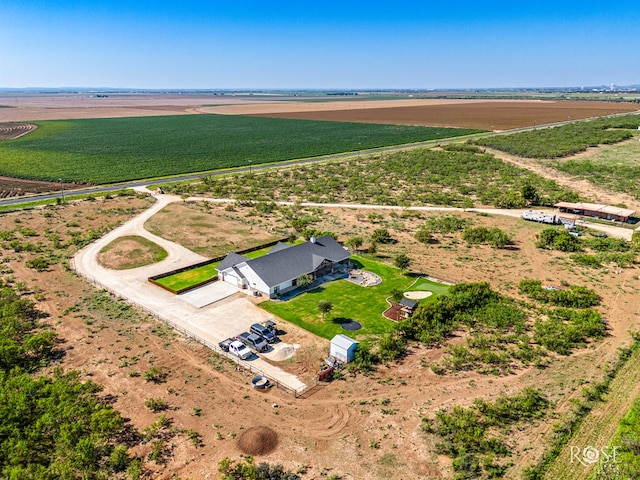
[330,316,353,325]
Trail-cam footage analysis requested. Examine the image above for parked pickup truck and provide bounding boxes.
[237,332,269,352]
[250,323,277,343]
[262,320,277,333]
[218,338,252,360]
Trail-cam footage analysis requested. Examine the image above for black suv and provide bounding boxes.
[250,323,277,343]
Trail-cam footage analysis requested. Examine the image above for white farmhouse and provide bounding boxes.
[217,236,350,298]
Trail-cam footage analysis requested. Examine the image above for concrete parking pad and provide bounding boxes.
[179,281,239,308]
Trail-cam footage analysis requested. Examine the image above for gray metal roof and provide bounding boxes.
[222,236,350,288]
[400,298,418,309]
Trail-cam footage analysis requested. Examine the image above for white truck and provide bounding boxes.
[218,338,252,360]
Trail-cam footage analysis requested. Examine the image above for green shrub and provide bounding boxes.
[426,387,549,478]
[143,366,168,384]
[535,228,582,252]
[371,228,394,244]
[534,308,605,355]
[462,226,513,248]
[517,279,600,308]
[145,398,169,412]
[414,227,433,244]
[377,333,406,362]
[25,256,51,272]
[426,216,470,233]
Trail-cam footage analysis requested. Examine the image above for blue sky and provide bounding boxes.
[1,1,637,89]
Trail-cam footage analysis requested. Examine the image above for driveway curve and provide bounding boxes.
[72,192,308,394]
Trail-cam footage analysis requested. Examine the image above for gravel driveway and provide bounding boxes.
[73,192,307,393]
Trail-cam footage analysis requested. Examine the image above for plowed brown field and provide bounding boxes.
[236,99,640,130]
[0,122,37,140]
[0,176,76,198]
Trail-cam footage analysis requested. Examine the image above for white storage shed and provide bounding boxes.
[330,334,359,363]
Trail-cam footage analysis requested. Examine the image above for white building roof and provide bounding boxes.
[331,334,359,350]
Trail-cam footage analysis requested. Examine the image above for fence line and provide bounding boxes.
[69,257,308,398]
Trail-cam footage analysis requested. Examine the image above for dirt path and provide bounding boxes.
[485,145,640,213]
[190,197,635,240]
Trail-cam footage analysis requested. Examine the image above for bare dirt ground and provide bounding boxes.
[2,94,637,131]
[143,200,285,258]
[4,186,640,478]
[204,99,640,130]
[0,93,263,122]
[0,175,75,198]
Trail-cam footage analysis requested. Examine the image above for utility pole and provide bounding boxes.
[59,178,65,204]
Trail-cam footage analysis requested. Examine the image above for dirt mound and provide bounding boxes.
[265,343,299,361]
[237,426,278,455]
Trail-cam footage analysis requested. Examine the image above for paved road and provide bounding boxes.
[0,135,479,207]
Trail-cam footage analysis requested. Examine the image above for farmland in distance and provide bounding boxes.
[0,114,482,184]
[229,99,640,130]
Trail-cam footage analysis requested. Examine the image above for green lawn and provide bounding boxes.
[242,240,305,259]
[154,240,304,292]
[261,256,450,340]
[0,115,482,184]
[407,277,451,296]
[154,262,220,291]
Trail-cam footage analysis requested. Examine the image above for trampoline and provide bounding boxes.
[340,320,362,331]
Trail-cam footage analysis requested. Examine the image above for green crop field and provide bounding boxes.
[551,139,640,198]
[0,114,482,184]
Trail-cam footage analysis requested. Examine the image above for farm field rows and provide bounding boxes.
[0,114,481,184]
[473,114,640,158]
[5,92,640,479]
[229,99,640,130]
[550,138,640,199]
[539,344,640,480]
